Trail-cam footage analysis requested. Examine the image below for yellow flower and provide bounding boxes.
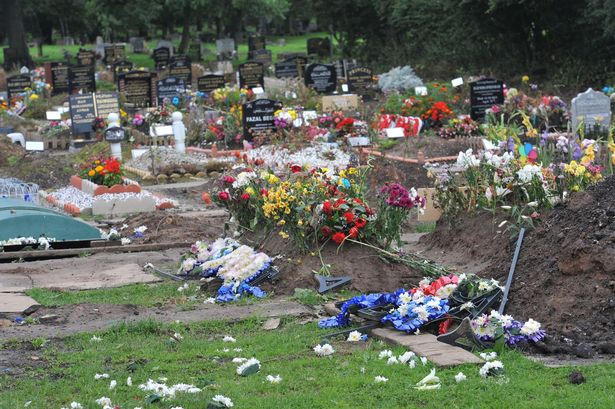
[95,165,104,172]
[268,175,280,184]
[95,160,100,165]
[120,109,127,118]
[277,219,286,226]
[348,167,358,175]
[278,231,289,239]
[29,94,39,101]
[297,219,303,226]
[245,187,255,196]
[522,75,529,83]
[88,169,95,177]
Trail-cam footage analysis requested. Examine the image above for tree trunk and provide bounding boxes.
[178,6,191,54]
[2,0,33,70]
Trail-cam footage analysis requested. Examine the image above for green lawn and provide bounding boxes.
[0,33,332,71]
[1,318,614,409]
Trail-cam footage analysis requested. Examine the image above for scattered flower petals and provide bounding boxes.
[223,336,236,343]
[236,358,261,376]
[204,297,216,304]
[420,357,428,366]
[95,397,112,407]
[94,373,110,380]
[378,349,393,359]
[347,330,364,342]
[408,360,417,369]
[126,376,132,386]
[313,343,335,356]
[266,374,282,384]
[387,356,399,365]
[212,394,234,407]
[398,351,416,364]
[479,360,505,378]
[479,351,498,361]
[90,335,102,342]
[109,380,117,390]
[138,379,201,397]
[374,376,388,383]
[232,357,247,363]
[415,368,441,390]
[455,372,467,383]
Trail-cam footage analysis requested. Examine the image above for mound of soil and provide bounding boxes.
[421,176,615,352]
[383,136,479,160]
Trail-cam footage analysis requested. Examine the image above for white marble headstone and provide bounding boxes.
[571,88,611,132]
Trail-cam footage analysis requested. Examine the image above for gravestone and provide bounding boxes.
[251,49,272,65]
[307,38,331,58]
[248,35,266,54]
[118,71,156,107]
[46,62,70,95]
[6,74,31,100]
[157,40,174,56]
[157,77,186,105]
[77,49,96,66]
[68,65,96,94]
[238,62,265,89]
[95,37,105,60]
[94,92,121,118]
[112,60,134,81]
[168,55,192,84]
[470,78,504,121]
[275,59,299,79]
[304,64,337,94]
[188,40,202,62]
[347,67,375,99]
[130,37,146,53]
[103,44,126,65]
[242,98,282,141]
[571,88,612,132]
[216,38,235,60]
[69,94,96,135]
[153,47,171,71]
[197,74,225,93]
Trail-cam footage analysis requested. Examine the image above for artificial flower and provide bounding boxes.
[313,344,335,356]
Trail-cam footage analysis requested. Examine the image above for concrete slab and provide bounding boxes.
[0,293,40,314]
[371,328,483,367]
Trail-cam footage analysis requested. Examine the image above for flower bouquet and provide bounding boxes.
[78,157,124,188]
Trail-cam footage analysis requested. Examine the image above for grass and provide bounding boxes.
[415,221,437,233]
[0,33,331,71]
[1,317,614,408]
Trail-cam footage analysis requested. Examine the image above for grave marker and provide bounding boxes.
[130,37,145,53]
[156,77,186,105]
[216,38,235,60]
[94,92,120,119]
[238,62,265,89]
[157,40,174,56]
[168,55,192,84]
[69,93,96,134]
[76,49,96,66]
[248,35,266,54]
[242,98,282,141]
[304,64,337,94]
[347,66,375,99]
[197,74,225,93]
[6,74,31,100]
[470,78,504,121]
[118,71,156,107]
[307,38,331,58]
[188,40,202,61]
[275,58,300,79]
[153,47,171,70]
[68,65,96,94]
[112,60,134,81]
[251,49,272,65]
[103,44,126,65]
[571,88,612,132]
[46,62,70,95]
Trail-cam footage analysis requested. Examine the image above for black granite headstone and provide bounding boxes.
[69,65,96,94]
[238,62,265,89]
[156,77,186,105]
[197,75,225,93]
[304,64,337,94]
[242,98,282,141]
[470,78,504,121]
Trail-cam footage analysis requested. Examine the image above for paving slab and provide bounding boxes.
[0,293,40,314]
[371,328,483,367]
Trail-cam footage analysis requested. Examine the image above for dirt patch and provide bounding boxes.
[381,136,479,160]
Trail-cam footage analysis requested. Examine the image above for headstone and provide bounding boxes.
[103,44,126,65]
[347,67,375,98]
[304,64,337,94]
[119,71,156,107]
[95,37,105,59]
[69,65,96,94]
[216,38,235,60]
[321,94,359,111]
[69,93,96,135]
[94,92,121,119]
[197,74,225,93]
[6,74,31,100]
[571,88,612,132]
[242,98,282,141]
[157,77,186,105]
[153,47,171,70]
[77,49,96,66]
[157,40,174,56]
[275,59,299,79]
[188,40,202,62]
[112,60,134,81]
[238,62,265,89]
[470,78,504,121]
[168,55,192,84]
[307,38,331,58]
[251,49,272,65]
[130,37,146,53]
[248,35,266,54]
[46,62,70,95]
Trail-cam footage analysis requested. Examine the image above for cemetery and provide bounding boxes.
[0,1,615,408]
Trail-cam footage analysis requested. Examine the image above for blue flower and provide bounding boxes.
[172,96,180,106]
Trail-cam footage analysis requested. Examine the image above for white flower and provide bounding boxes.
[133,225,148,234]
[121,237,131,245]
[95,397,112,407]
[212,395,234,407]
[455,372,467,383]
[408,360,417,369]
[398,292,412,304]
[204,297,216,304]
[95,373,110,380]
[170,407,184,409]
[501,205,512,210]
[420,357,428,366]
[138,379,200,397]
[520,318,542,335]
[223,336,236,343]
[460,301,475,311]
[479,360,504,378]
[181,258,196,272]
[387,356,399,365]
[374,376,388,383]
[415,368,441,390]
[24,402,32,407]
[479,351,498,361]
[173,332,183,341]
[266,374,282,384]
[456,149,480,169]
[120,223,128,230]
[70,403,83,409]
[517,164,543,183]
[90,335,102,342]
[313,344,335,356]
[412,305,430,321]
[109,380,117,390]
[233,348,242,352]
[378,349,393,359]
[347,330,363,342]
[236,358,261,375]
[232,357,247,363]
[397,303,409,316]
[360,367,366,374]
[127,376,132,386]
[435,284,457,299]
[398,351,416,364]
[232,171,257,188]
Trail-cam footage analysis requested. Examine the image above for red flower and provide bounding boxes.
[223,176,235,184]
[218,191,230,201]
[260,188,268,196]
[335,117,354,130]
[334,198,347,208]
[348,226,359,239]
[332,232,346,244]
[240,193,250,200]
[354,218,367,228]
[103,158,121,174]
[323,201,332,215]
[343,211,355,223]
[321,226,332,237]
[290,164,302,173]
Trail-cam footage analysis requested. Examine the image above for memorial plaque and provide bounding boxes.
[307,38,331,57]
[242,98,282,141]
[104,44,126,65]
[77,49,96,66]
[168,55,192,84]
[119,71,156,107]
[153,47,171,70]
[238,62,265,89]
[347,66,375,98]
[197,75,225,93]
[157,77,186,105]
[571,88,612,132]
[304,64,337,94]
[470,78,504,121]
[69,65,96,94]
[69,94,96,134]
[48,62,70,95]
[248,35,266,52]
[112,60,134,81]
[6,74,31,100]
[94,92,120,118]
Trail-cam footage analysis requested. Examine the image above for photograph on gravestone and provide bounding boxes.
[304,64,337,94]
[94,92,121,119]
[571,89,612,132]
[470,78,504,121]
[69,93,96,135]
[69,65,96,94]
[242,98,282,141]
[48,62,70,95]
[347,67,375,99]
[119,71,155,107]
[238,62,265,89]
[197,74,225,93]
[6,74,32,100]
[112,60,134,81]
[153,47,171,70]
[168,55,192,84]
[156,77,186,105]
[77,49,96,66]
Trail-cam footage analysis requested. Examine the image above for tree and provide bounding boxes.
[1,0,33,70]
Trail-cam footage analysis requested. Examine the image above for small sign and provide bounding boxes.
[103,44,126,65]
[46,111,62,120]
[321,94,358,111]
[25,141,45,151]
[304,64,337,94]
[250,49,272,64]
[347,136,371,147]
[238,62,265,89]
[197,75,225,93]
[104,126,125,142]
[150,125,174,137]
[347,67,375,99]
[385,127,405,138]
[571,88,612,132]
[94,92,120,119]
[415,86,428,96]
[341,84,349,93]
[452,77,464,87]
[252,86,264,95]
[242,98,282,141]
